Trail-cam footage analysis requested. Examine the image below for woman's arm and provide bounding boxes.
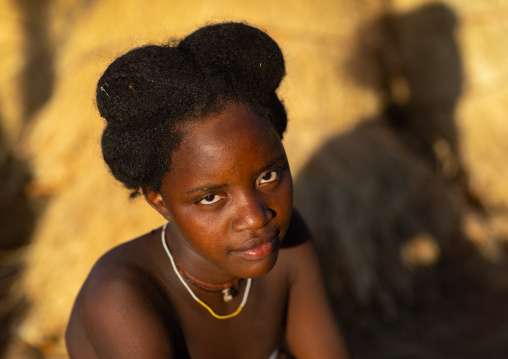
[284,214,350,358]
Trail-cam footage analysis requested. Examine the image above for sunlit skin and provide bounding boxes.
[65,103,350,359]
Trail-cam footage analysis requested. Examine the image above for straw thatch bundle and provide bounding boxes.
[0,0,507,357]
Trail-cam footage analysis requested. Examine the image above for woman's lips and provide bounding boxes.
[233,237,278,260]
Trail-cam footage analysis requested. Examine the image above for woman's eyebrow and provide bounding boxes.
[258,154,288,174]
[185,184,227,196]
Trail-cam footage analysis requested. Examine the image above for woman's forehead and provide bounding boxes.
[180,104,278,157]
[165,103,285,184]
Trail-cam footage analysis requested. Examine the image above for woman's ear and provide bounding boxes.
[143,187,173,221]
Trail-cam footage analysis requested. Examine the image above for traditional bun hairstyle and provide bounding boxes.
[96,22,287,197]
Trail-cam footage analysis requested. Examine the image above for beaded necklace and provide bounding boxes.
[161,222,252,320]
[168,240,242,302]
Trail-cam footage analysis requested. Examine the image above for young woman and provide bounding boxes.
[66,22,349,359]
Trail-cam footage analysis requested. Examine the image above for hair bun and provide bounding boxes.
[96,45,209,128]
[178,22,285,95]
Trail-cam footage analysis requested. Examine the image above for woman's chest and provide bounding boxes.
[171,276,289,359]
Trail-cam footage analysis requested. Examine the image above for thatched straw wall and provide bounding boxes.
[0,0,507,357]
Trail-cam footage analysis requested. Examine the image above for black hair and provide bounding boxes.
[96,22,287,198]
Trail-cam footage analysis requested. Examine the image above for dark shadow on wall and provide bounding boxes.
[0,119,36,358]
[295,3,508,358]
[0,0,55,356]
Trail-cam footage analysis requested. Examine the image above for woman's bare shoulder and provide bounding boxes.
[66,229,177,358]
[277,208,317,287]
[278,210,351,358]
[77,231,162,303]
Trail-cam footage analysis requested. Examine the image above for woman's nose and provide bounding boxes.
[231,193,274,232]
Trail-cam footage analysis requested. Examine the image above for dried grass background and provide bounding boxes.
[0,0,507,358]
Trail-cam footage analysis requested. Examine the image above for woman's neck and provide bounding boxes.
[165,222,240,287]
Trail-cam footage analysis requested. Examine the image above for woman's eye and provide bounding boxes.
[260,170,279,184]
[198,194,222,205]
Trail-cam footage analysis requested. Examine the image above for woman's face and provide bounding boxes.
[147,103,293,280]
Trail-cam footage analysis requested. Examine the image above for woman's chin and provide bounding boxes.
[237,249,280,279]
